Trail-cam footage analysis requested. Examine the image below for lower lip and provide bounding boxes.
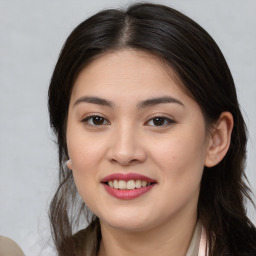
[103,183,155,200]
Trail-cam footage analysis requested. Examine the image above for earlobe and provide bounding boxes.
[205,112,233,167]
[66,159,72,170]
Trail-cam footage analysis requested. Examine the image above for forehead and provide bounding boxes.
[71,49,187,104]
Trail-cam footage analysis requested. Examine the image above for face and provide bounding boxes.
[66,49,211,232]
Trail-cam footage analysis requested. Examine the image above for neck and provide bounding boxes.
[98,210,198,256]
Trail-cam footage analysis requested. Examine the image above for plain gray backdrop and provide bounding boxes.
[0,1,255,255]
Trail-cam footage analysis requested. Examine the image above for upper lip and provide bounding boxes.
[101,172,157,183]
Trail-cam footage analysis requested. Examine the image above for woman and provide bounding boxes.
[48,3,256,256]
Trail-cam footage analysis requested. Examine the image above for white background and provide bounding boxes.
[0,0,255,255]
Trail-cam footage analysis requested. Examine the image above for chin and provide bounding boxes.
[98,211,153,232]
[105,221,150,232]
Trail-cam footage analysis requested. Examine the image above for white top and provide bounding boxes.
[186,221,208,256]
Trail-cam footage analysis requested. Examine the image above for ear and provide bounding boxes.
[205,112,234,167]
[66,159,73,170]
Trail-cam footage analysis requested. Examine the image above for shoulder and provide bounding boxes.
[0,235,25,256]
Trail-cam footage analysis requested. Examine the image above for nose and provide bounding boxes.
[106,124,146,166]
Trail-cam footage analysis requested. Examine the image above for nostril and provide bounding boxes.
[110,158,139,166]
[107,141,147,166]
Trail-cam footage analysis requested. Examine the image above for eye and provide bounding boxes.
[81,115,110,126]
[146,116,175,127]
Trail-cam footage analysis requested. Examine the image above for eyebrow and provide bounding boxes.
[73,96,184,108]
[73,96,114,108]
[137,96,184,108]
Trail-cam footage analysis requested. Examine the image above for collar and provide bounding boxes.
[186,220,208,256]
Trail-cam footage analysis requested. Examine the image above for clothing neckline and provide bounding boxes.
[186,220,208,256]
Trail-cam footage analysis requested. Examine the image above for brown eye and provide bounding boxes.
[147,116,175,127]
[153,117,165,126]
[92,116,105,125]
[82,115,110,126]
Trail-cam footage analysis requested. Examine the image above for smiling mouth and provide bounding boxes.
[104,179,156,190]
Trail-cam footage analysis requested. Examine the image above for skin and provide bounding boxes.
[66,49,233,256]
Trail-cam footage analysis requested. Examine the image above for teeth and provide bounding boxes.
[107,179,153,189]
[142,181,147,187]
[108,180,114,188]
[135,180,141,188]
[127,180,135,190]
[119,180,126,189]
[113,180,119,189]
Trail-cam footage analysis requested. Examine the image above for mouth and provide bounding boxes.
[101,173,157,200]
[103,179,156,190]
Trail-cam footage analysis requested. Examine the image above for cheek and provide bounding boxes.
[66,124,106,174]
[66,126,115,208]
[72,143,104,171]
[152,132,207,188]
[67,135,104,209]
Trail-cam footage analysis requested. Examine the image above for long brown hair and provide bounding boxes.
[48,3,256,255]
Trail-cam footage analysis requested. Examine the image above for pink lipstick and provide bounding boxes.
[101,173,156,200]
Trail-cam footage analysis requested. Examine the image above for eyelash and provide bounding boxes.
[146,115,175,127]
[81,114,175,127]
[81,114,110,126]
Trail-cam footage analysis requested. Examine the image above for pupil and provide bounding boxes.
[93,116,104,125]
[153,117,164,126]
